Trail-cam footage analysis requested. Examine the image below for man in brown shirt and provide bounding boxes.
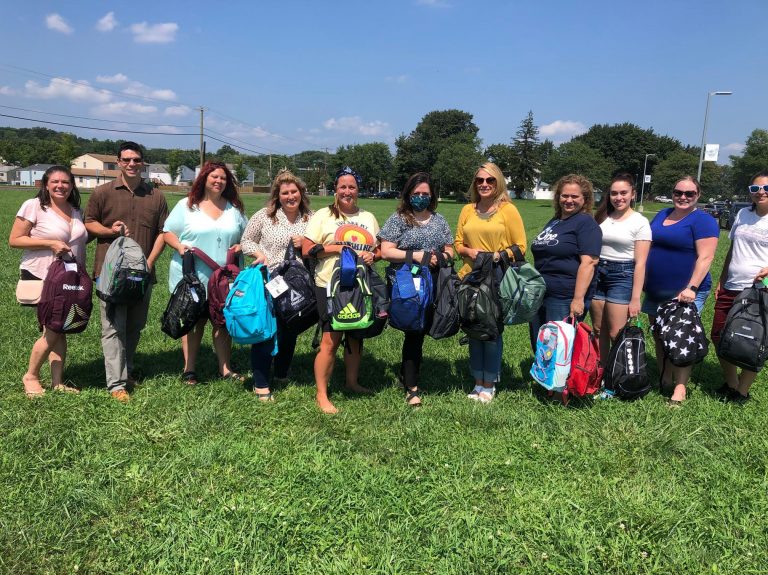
[84,141,167,401]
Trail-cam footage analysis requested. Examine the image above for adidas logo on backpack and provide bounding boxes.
[337,303,362,319]
[327,247,374,331]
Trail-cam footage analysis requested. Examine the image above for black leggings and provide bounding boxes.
[400,331,426,389]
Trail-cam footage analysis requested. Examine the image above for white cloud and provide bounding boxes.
[164,105,191,117]
[323,116,390,137]
[0,86,18,96]
[539,120,587,139]
[96,73,129,84]
[385,75,408,84]
[92,101,158,116]
[722,142,746,156]
[122,84,177,101]
[25,78,111,103]
[46,13,73,34]
[130,22,178,44]
[96,11,118,32]
[155,125,184,134]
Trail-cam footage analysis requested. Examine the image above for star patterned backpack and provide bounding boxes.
[653,300,709,367]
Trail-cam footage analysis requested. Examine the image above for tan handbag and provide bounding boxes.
[16,279,43,305]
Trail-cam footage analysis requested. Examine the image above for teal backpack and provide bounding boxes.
[326,247,374,332]
[223,264,277,353]
[499,246,546,325]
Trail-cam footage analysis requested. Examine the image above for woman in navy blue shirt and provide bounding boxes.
[643,176,719,405]
[530,174,602,348]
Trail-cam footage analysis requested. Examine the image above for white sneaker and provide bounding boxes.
[468,385,496,403]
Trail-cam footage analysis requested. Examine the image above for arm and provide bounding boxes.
[675,236,718,303]
[85,220,128,239]
[146,233,166,271]
[9,217,72,256]
[380,241,431,265]
[571,255,599,317]
[500,203,527,262]
[240,212,267,263]
[629,240,651,317]
[163,231,188,257]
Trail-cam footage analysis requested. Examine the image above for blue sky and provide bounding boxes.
[0,0,765,162]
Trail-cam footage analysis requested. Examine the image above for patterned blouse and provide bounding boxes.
[378,211,453,253]
[241,207,313,272]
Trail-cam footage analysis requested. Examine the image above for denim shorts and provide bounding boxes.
[641,289,710,317]
[593,259,635,305]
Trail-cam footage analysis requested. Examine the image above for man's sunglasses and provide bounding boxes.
[119,157,143,164]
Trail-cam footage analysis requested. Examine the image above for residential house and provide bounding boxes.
[519,179,553,200]
[146,164,172,186]
[0,165,19,184]
[19,164,54,187]
[175,165,196,185]
[70,152,146,189]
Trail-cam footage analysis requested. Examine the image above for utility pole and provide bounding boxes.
[268,154,272,181]
[198,106,205,169]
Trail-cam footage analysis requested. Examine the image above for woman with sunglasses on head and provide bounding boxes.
[241,169,313,401]
[302,167,380,414]
[642,176,719,405]
[710,170,768,404]
[379,173,453,407]
[163,162,248,386]
[10,166,88,397]
[455,162,527,403]
[529,174,602,349]
[590,174,652,399]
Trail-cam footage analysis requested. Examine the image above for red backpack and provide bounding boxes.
[563,320,603,404]
[190,247,241,327]
[37,254,93,334]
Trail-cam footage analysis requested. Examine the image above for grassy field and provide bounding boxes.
[1,188,766,574]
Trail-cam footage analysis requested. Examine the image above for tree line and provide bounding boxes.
[2,115,766,199]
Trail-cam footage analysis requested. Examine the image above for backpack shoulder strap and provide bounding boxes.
[190,247,220,271]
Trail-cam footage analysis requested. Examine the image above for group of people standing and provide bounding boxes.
[11,140,768,412]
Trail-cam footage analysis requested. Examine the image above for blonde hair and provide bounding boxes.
[266,169,311,223]
[468,162,509,204]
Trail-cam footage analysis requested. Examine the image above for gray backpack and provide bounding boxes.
[96,229,151,305]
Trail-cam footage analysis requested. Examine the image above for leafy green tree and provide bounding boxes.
[332,142,393,191]
[484,143,517,174]
[651,149,723,199]
[234,157,248,184]
[167,149,182,185]
[509,111,541,198]
[730,129,768,193]
[432,139,484,199]
[540,141,614,191]
[393,109,479,187]
[55,133,78,167]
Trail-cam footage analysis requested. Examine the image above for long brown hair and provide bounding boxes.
[188,161,244,213]
[594,173,635,224]
[397,172,436,227]
[36,165,81,211]
[266,169,311,223]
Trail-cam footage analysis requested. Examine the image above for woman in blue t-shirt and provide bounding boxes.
[530,174,602,349]
[379,173,454,407]
[643,176,719,406]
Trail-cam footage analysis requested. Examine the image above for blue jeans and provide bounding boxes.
[641,290,710,316]
[593,260,634,305]
[528,295,591,350]
[468,338,503,384]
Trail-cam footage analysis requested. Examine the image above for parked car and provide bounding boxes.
[374,190,399,199]
[654,195,673,203]
[720,201,752,230]
[702,204,718,218]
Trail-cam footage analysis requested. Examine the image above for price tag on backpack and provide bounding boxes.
[413,277,421,291]
[64,262,78,272]
[265,275,289,298]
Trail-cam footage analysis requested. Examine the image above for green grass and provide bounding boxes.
[1,189,766,574]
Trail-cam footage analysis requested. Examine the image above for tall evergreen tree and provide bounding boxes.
[509,111,540,198]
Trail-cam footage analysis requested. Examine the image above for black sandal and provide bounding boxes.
[182,371,199,385]
[405,387,422,407]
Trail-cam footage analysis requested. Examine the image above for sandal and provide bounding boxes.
[468,385,496,404]
[405,387,422,407]
[254,390,274,402]
[667,398,683,409]
[53,383,80,394]
[220,371,245,383]
[182,371,199,386]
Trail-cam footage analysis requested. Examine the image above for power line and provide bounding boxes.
[0,113,199,136]
[0,104,197,128]
[203,133,267,156]
[204,127,280,154]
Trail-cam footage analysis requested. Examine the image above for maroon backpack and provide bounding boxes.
[37,254,93,334]
[190,247,241,327]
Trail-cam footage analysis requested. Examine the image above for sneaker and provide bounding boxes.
[467,385,496,404]
[111,389,130,403]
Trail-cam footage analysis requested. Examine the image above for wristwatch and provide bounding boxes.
[688,285,699,293]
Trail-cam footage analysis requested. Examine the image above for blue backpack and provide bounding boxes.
[530,319,575,392]
[386,250,433,333]
[223,264,277,354]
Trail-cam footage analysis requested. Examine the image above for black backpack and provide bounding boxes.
[348,264,390,339]
[653,300,709,367]
[604,319,650,399]
[161,251,208,339]
[270,244,318,334]
[37,253,93,334]
[457,252,502,342]
[716,283,768,372]
[428,250,460,340]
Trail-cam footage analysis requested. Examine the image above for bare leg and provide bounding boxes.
[24,328,65,395]
[181,317,207,373]
[737,369,758,396]
[650,319,673,388]
[590,299,608,361]
[211,323,235,376]
[718,357,740,390]
[670,365,692,402]
[343,337,372,394]
[314,332,342,413]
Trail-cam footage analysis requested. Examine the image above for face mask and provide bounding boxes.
[410,195,431,212]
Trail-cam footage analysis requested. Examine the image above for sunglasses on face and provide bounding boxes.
[672,189,697,199]
[748,184,768,195]
[475,177,496,185]
[119,157,143,164]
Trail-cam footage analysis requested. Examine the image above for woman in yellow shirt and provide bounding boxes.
[454,162,527,403]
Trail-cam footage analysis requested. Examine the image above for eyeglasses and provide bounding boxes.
[119,157,143,164]
[672,189,697,199]
[748,184,768,194]
[475,177,496,185]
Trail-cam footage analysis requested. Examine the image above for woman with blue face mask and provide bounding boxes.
[379,173,454,406]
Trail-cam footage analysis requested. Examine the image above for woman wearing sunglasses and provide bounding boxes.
[454,162,527,403]
[643,176,719,405]
[710,170,768,404]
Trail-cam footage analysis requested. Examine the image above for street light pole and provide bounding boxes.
[639,153,655,208]
[697,91,733,182]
